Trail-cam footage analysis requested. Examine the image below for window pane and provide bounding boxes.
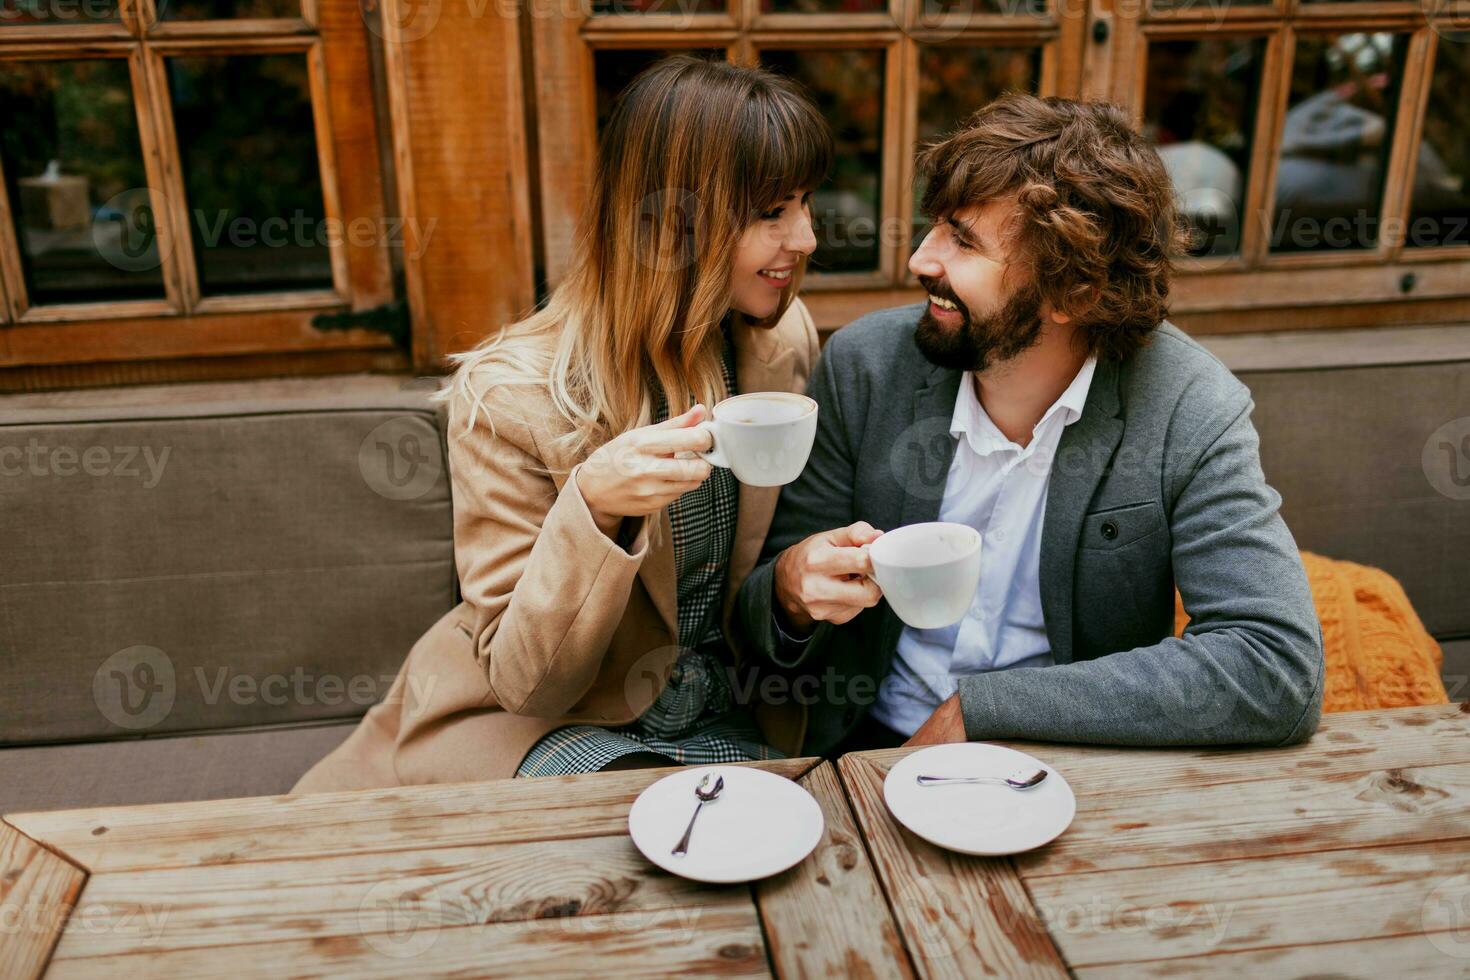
[1406,33,1470,249]
[1152,0,1266,10]
[0,0,119,24]
[0,59,165,305]
[157,0,297,19]
[913,45,1042,247]
[1143,37,1265,258]
[594,49,724,134]
[922,0,1044,17]
[168,54,332,296]
[1270,32,1408,254]
[762,48,884,274]
[763,0,884,14]
[590,0,723,14]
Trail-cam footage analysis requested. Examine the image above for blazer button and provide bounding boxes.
[1101,520,1120,541]
[842,707,858,726]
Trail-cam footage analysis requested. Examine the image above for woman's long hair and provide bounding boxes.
[442,55,832,462]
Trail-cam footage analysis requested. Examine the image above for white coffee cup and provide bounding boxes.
[866,522,983,629]
[694,392,818,487]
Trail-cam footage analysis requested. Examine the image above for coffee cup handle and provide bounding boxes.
[694,419,730,469]
[859,541,879,587]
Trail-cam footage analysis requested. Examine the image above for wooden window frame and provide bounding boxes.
[530,0,1087,331]
[530,0,1470,335]
[1100,0,1470,333]
[0,0,399,386]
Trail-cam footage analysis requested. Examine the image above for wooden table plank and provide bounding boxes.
[1073,931,1470,978]
[1013,760,1470,877]
[1026,839,1470,966]
[49,833,735,961]
[44,901,772,979]
[0,821,86,980]
[753,761,916,979]
[837,754,1068,979]
[853,704,1470,801]
[7,757,818,874]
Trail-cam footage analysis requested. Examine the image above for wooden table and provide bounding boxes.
[3,704,1467,977]
[0,756,909,978]
[842,702,1470,978]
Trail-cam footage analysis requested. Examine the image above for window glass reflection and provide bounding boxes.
[1406,34,1470,249]
[1143,37,1265,258]
[762,48,884,274]
[1270,32,1408,254]
[0,59,164,305]
[913,45,1042,248]
[168,54,333,295]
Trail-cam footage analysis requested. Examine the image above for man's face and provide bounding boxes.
[907,197,1046,373]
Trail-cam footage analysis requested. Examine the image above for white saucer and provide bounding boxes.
[883,743,1076,855]
[628,765,824,883]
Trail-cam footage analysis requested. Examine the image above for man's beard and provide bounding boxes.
[914,275,1045,372]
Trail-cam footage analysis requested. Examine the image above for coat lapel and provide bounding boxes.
[636,510,678,641]
[1039,356,1123,664]
[641,318,800,648]
[721,320,798,638]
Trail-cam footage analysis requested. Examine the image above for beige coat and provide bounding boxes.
[293,301,819,792]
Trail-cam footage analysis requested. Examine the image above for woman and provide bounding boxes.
[293,55,831,790]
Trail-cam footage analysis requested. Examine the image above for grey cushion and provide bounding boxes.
[1440,638,1469,699]
[1,394,457,745]
[0,723,358,813]
[1240,360,1470,640]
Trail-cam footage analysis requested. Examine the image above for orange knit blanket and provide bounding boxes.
[1174,551,1448,712]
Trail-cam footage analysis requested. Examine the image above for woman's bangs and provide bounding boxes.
[737,88,833,214]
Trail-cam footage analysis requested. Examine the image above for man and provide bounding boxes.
[734,93,1324,756]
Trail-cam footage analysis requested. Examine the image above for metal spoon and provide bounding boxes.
[671,773,725,856]
[915,767,1048,790]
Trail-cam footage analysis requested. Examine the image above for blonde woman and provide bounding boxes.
[293,56,832,789]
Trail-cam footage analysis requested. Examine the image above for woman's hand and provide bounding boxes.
[577,405,715,539]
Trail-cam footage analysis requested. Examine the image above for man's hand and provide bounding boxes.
[904,693,966,746]
[773,521,885,633]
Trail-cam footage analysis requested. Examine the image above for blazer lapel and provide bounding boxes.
[879,364,963,658]
[899,365,962,527]
[1039,356,1123,665]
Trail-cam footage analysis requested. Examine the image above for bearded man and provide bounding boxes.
[733,93,1324,755]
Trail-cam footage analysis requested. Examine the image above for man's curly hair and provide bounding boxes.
[918,93,1189,362]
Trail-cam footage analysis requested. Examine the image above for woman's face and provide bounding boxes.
[729,191,818,322]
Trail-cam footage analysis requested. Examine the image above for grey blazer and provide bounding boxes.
[734,304,1324,755]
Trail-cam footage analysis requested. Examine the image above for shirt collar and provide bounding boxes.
[951,355,1098,457]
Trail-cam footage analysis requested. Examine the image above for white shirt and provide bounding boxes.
[870,357,1098,736]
